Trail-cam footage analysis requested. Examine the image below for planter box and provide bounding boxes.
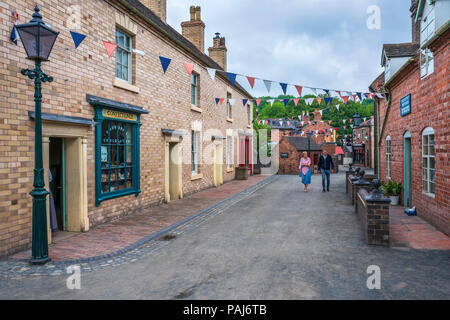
[235,166,249,180]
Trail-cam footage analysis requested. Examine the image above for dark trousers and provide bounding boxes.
[321,170,331,191]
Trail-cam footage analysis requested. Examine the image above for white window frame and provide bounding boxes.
[420,3,435,78]
[422,127,435,196]
[226,136,232,169]
[115,29,132,83]
[192,130,200,174]
[385,136,391,179]
[191,73,199,107]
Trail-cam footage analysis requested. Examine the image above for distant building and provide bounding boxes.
[278,136,323,175]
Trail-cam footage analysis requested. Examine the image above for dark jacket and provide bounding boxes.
[318,154,334,171]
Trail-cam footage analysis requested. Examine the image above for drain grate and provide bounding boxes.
[159,234,177,241]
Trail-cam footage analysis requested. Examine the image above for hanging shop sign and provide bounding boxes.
[281,153,289,158]
[102,109,138,122]
[400,94,411,117]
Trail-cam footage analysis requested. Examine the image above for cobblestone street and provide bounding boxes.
[1,172,449,299]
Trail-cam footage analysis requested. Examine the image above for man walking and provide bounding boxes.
[318,150,334,192]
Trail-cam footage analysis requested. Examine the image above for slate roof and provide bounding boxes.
[381,43,420,65]
[120,0,252,98]
[285,136,322,152]
[268,118,301,130]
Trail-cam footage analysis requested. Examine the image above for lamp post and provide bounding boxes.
[16,5,59,265]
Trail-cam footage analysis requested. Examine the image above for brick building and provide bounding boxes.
[301,110,336,145]
[0,0,253,257]
[371,0,449,235]
[278,136,322,175]
[351,112,374,169]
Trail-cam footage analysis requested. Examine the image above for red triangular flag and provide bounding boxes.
[219,98,224,105]
[183,62,195,76]
[329,121,332,125]
[295,85,303,97]
[352,94,357,101]
[349,119,353,123]
[342,96,349,105]
[247,77,255,88]
[293,99,300,106]
[316,98,322,105]
[103,41,117,58]
[256,99,262,107]
[336,91,341,97]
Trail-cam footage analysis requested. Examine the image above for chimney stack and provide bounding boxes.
[141,0,167,23]
[410,0,420,44]
[181,6,206,53]
[208,32,227,71]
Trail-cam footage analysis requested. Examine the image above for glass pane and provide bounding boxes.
[429,145,434,156]
[119,168,126,190]
[430,169,435,183]
[110,144,118,167]
[423,180,427,192]
[110,170,118,191]
[122,66,128,82]
[423,168,428,180]
[125,34,131,51]
[127,167,133,188]
[122,51,128,66]
[126,145,132,165]
[118,145,125,166]
[431,182,435,194]
[117,123,125,144]
[101,170,110,193]
[422,157,427,168]
[429,157,435,170]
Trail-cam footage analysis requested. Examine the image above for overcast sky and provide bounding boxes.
[167,0,412,96]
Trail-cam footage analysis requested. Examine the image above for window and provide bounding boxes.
[116,29,132,83]
[386,136,391,179]
[385,58,391,80]
[192,130,200,174]
[227,92,232,119]
[226,136,232,169]
[422,127,435,195]
[191,73,199,106]
[247,104,251,126]
[420,4,435,78]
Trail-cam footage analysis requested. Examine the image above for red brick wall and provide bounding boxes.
[277,137,321,175]
[377,31,450,235]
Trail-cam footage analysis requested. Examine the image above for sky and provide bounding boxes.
[166,0,412,97]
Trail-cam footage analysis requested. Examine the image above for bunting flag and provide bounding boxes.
[132,48,146,56]
[357,93,363,102]
[293,98,300,107]
[226,72,237,86]
[10,25,19,45]
[159,56,172,73]
[242,99,248,106]
[215,98,220,105]
[263,80,272,93]
[256,99,262,107]
[247,76,255,88]
[306,98,314,106]
[219,98,224,105]
[103,41,118,57]
[342,96,350,105]
[328,121,332,125]
[310,88,317,96]
[183,62,195,76]
[324,97,332,106]
[324,89,330,95]
[326,108,330,113]
[207,68,216,80]
[280,83,288,95]
[316,98,322,105]
[295,85,303,97]
[70,31,86,49]
[228,99,236,106]
[336,105,340,111]
[352,94,358,101]
[283,99,290,107]
[267,99,275,106]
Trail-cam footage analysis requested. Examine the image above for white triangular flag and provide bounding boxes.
[207,68,216,80]
[319,110,323,116]
[228,99,236,106]
[263,80,272,93]
[336,105,340,111]
[343,119,346,124]
[268,99,274,106]
[310,88,317,96]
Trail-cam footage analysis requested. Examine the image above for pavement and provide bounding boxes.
[1,171,449,299]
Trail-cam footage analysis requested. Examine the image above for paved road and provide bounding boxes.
[1,173,449,299]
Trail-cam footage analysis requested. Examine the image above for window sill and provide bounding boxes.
[226,167,234,173]
[422,191,435,199]
[247,125,252,129]
[227,118,233,123]
[191,173,203,181]
[191,105,202,113]
[113,78,140,94]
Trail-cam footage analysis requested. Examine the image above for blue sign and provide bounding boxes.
[400,94,411,117]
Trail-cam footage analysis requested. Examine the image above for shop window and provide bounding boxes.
[422,127,435,195]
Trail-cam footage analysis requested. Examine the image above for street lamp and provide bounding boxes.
[16,5,59,265]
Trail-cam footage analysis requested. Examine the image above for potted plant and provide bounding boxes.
[381,180,402,205]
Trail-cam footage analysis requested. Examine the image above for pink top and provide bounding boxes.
[300,157,311,175]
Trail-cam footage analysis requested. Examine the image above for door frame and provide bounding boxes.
[403,131,412,207]
[164,134,184,203]
[213,141,223,187]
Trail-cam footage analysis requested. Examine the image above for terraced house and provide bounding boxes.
[371,0,449,235]
[0,0,253,257]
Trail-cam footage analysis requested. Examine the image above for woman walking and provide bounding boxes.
[299,152,312,192]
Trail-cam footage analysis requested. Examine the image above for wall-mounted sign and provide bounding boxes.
[281,153,289,158]
[400,94,411,117]
[102,109,137,122]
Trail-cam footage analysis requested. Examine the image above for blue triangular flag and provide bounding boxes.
[326,108,330,113]
[384,93,390,101]
[70,31,86,49]
[215,98,220,105]
[280,83,288,95]
[357,92,362,101]
[242,99,248,106]
[324,89,330,95]
[159,56,171,73]
[10,25,18,45]
[226,72,237,86]
[283,99,290,107]
[324,97,332,105]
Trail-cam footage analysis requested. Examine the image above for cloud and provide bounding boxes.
[166,0,412,96]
